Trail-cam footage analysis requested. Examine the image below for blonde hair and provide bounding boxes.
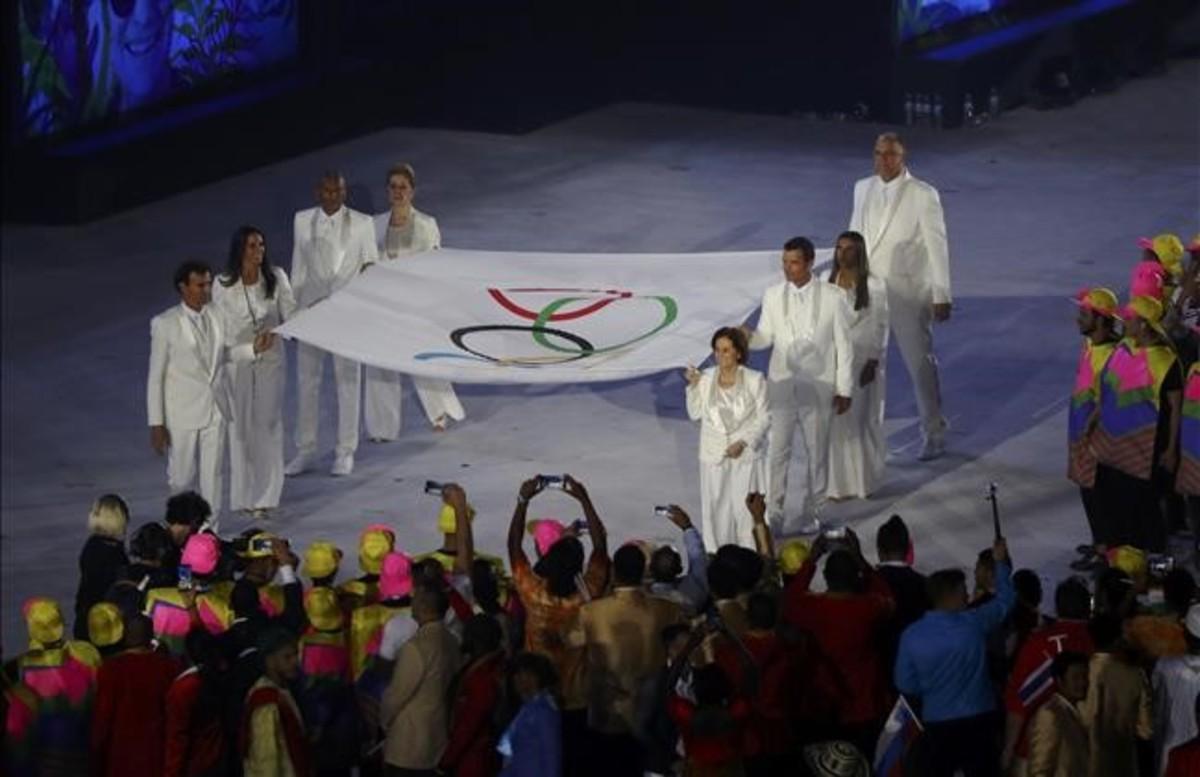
[387,163,416,188]
[87,493,129,539]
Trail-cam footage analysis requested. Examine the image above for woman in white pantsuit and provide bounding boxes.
[685,327,770,550]
[212,226,296,517]
[365,163,465,439]
[827,231,889,499]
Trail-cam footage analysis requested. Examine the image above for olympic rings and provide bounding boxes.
[449,324,595,366]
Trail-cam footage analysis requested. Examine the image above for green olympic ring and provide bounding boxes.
[530,295,678,355]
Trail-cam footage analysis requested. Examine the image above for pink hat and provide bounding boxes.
[530,519,566,557]
[181,533,221,576]
[1129,260,1165,300]
[379,551,413,600]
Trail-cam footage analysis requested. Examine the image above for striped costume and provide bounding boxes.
[1068,339,1117,487]
[1091,341,1178,480]
[1176,362,1200,495]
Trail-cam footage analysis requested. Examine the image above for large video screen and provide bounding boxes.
[897,0,1016,43]
[18,0,299,138]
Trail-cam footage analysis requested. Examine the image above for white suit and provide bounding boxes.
[364,209,465,438]
[211,268,296,511]
[748,278,854,532]
[827,275,889,498]
[849,169,950,444]
[686,365,769,550]
[147,303,256,516]
[290,205,379,460]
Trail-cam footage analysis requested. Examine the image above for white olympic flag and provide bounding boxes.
[275,247,831,384]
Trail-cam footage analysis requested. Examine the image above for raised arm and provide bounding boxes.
[444,483,474,577]
[508,477,543,571]
[564,475,607,561]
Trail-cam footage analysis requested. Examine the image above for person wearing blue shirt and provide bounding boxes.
[895,537,1015,777]
[499,652,563,777]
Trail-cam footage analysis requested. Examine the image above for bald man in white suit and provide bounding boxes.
[849,133,951,460]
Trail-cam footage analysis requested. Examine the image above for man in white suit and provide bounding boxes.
[148,261,275,519]
[286,171,379,477]
[849,132,951,460]
[744,237,854,534]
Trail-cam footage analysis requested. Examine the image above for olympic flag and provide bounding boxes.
[275,247,826,384]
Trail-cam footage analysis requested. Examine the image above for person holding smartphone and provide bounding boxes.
[684,327,769,551]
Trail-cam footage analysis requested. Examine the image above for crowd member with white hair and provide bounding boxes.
[73,494,130,639]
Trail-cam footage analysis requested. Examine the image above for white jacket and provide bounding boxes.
[372,208,441,257]
[748,278,854,398]
[146,304,255,430]
[290,206,378,309]
[849,169,951,304]
[686,366,770,464]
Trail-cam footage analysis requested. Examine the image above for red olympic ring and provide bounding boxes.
[487,288,632,322]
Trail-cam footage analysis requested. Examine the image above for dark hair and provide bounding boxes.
[173,260,211,293]
[710,327,748,365]
[1051,650,1088,680]
[783,236,815,261]
[707,558,740,600]
[876,514,909,559]
[927,569,967,604]
[1014,569,1043,608]
[221,226,276,299]
[415,581,451,619]
[747,591,778,631]
[976,549,995,572]
[692,663,732,707]
[511,651,558,691]
[1163,568,1197,616]
[823,550,861,594]
[461,614,502,659]
[256,625,297,660]
[232,579,265,621]
[1095,568,1134,617]
[1054,577,1092,620]
[715,546,763,594]
[414,558,446,585]
[1088,613,1124,651]
[536,537,585,598]
[470,560,503,616]
[614,545,647,587]
[183,629,224,728]
[828,230,871,311]
[387,163,416,187]
[165,491,211,528]
[661,623,691,647]
[130,522,173,563]
[650,546,682,584]
[123,613,153,648]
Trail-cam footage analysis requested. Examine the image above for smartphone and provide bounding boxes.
[654,505,672,518]
[538,474,566,490]
[178,564,194,591]
[424,480,446,495]
[823,527,847,540]
[250,536,274,555]
[569,518,589,535]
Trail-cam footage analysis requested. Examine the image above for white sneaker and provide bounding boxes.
[918,438,946,461]
[331,453,354,477]
[284,453,313,477]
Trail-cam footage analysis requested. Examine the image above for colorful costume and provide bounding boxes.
[1176,362,1200,496]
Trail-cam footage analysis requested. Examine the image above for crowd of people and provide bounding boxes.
[4,473,1200,777]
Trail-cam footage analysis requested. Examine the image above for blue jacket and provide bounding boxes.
[499,692,562,777]
[895,561,1015,723]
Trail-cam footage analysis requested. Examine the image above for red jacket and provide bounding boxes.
[782,559,895,726]
[164,667,226,777]
[1003,619,1093,758]
[715,631,796,757]
[90,649,181,777]
[1166,738,1200,777]
[440,651,505,777]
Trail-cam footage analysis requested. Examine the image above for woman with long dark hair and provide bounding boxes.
[211,226,296,518]
[827,230,889,499]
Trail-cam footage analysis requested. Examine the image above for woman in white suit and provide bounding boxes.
[365,163,465,439]
[827,230,889,499]
[212,226,296,517]
[685,327,770,550]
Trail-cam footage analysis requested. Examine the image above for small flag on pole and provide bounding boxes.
[874,695,923,776]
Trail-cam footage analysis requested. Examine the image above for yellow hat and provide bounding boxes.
[304,587,344,632]
[1119,295,1170,342]
[1140,234,1186,278]
[438,503,476,534]
[778,539,812,576]
[304,541,343,579]
[1072,287,1119,318]
[87,603,124,648]
[358,524,395,574]
[1108,545,1148,588]
[238,532,278,560]
[23,597,64,648]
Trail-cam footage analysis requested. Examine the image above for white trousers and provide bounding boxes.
[887,280,946,442]
[228,355,285,510]
[699,454,765,551]
[766,380,833,534]
[167,421,226,517]
[295,342,360,458]
[363,368,465,439]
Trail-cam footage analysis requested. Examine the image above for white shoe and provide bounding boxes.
[284,453,313,477]
[918,438,946,461]
[331,453,354,477]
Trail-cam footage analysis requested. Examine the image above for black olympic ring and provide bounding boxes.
[449,324,596,365]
